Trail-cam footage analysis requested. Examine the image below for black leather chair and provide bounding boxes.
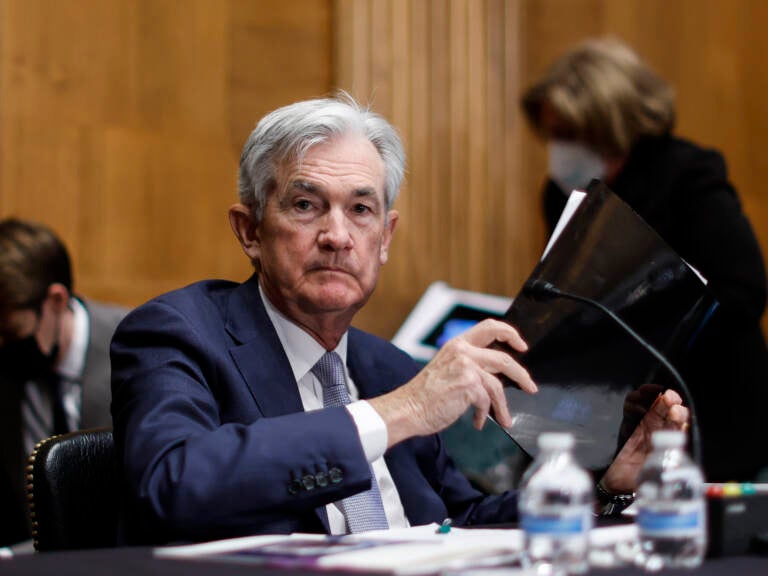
[26,427,119,551]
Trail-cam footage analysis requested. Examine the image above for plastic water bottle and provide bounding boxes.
[519,432,593,575]
[636,430,706,571]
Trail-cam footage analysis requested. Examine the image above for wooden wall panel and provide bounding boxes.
[336,0,768,337]
[0,0,332,307]
[335,0,540,337]
[1,0,766,339]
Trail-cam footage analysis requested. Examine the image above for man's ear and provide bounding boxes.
[228,204,261,262]
[379,210,399,265]
[46,283,70,313]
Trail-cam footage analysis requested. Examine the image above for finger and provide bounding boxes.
[482,371,512,428]
[640,394,668,429]
[644,390,689,433]
[648,391,675,419]
[653,390,685,422]
[457,364,506,430]
[461,362,514,430]
[460,319,529,353]
[469,376,493,430]
[660,388,683,406]
[666,404,690,428]
[467,346,537,393]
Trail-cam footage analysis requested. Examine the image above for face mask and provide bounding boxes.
[0,334,59,382]
[548,140,606,194]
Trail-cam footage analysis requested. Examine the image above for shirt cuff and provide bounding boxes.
[346,400,388,462]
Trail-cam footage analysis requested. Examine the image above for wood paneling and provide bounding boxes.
[1,0,766,338]
[0,0,332,306]
[335,0,541,337]
[336,0,768,337]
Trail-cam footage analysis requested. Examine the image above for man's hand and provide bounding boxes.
[369,319,537,448]
[600,388,690,494]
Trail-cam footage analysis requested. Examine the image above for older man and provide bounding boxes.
[110,95,689,545]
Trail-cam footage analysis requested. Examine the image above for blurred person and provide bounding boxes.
[110,94,690,545]
[0,218,128,547]
[521,37,768,482]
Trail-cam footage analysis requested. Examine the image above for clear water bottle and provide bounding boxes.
[519,432,593,575]
[636,430,707,571]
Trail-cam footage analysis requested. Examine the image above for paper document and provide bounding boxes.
[155,524,523,574]
[155,523,639,575]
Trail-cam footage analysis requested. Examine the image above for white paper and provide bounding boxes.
[154,523,642,575]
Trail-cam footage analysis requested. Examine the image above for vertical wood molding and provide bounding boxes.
[334,0,768,337]
[334,0,538,337]
[1,1,765,337]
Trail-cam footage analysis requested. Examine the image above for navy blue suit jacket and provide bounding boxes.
[111,275,518,544]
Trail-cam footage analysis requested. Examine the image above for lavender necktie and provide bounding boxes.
[312,351,389,533]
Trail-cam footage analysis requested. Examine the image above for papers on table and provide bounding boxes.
[155,523,639,575]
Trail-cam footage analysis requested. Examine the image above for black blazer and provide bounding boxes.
[543,135,768,481]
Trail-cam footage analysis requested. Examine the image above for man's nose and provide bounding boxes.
[318,208,353,249]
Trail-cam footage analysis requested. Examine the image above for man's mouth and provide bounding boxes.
[310,265,352,276]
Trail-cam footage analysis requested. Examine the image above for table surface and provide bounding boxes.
[2,546,768,576]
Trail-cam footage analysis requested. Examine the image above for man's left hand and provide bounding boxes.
[600,388,690,494]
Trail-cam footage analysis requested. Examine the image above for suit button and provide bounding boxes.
[302,474,316,491]
[315,472,329,487]
[328,467,343,484]
[287,479,302,495]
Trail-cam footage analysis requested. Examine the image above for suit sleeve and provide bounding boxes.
[111,300,374,542]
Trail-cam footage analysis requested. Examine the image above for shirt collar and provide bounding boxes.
[57,297,89,380]
[258,283,348,383]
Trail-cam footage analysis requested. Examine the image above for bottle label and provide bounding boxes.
[638,505,704,537]
[521,511,590,535]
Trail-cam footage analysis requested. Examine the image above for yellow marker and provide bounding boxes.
[722,482,742,497]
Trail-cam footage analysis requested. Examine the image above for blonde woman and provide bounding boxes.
[522,38,768,483]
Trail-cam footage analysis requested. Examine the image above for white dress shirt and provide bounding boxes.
[259,285,409,533]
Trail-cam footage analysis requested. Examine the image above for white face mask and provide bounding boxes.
[547,140,606,194]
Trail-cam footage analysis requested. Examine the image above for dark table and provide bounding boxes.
[2,547,768,576]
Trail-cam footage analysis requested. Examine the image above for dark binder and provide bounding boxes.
[498,180,717,472]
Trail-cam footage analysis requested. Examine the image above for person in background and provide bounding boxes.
[110,94,690,545]
[521,37,768,482]
[0,218,128,547]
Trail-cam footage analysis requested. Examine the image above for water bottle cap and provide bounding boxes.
[651,429,686,448]
[538,432,574,450]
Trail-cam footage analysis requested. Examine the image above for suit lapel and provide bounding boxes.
[346,331,394,400]
[225,276,329,532]
[225,275,304,418]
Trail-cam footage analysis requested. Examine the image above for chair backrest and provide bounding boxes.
[26,427,119,551]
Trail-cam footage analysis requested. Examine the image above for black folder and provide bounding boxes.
[498,180,717,472]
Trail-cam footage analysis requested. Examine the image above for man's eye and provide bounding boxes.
[295,199,313,211]
[353,203,371,214]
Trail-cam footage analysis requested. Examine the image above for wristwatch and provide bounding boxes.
[596,480,635,516]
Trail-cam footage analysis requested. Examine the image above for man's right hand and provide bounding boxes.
[369,319,537,448]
